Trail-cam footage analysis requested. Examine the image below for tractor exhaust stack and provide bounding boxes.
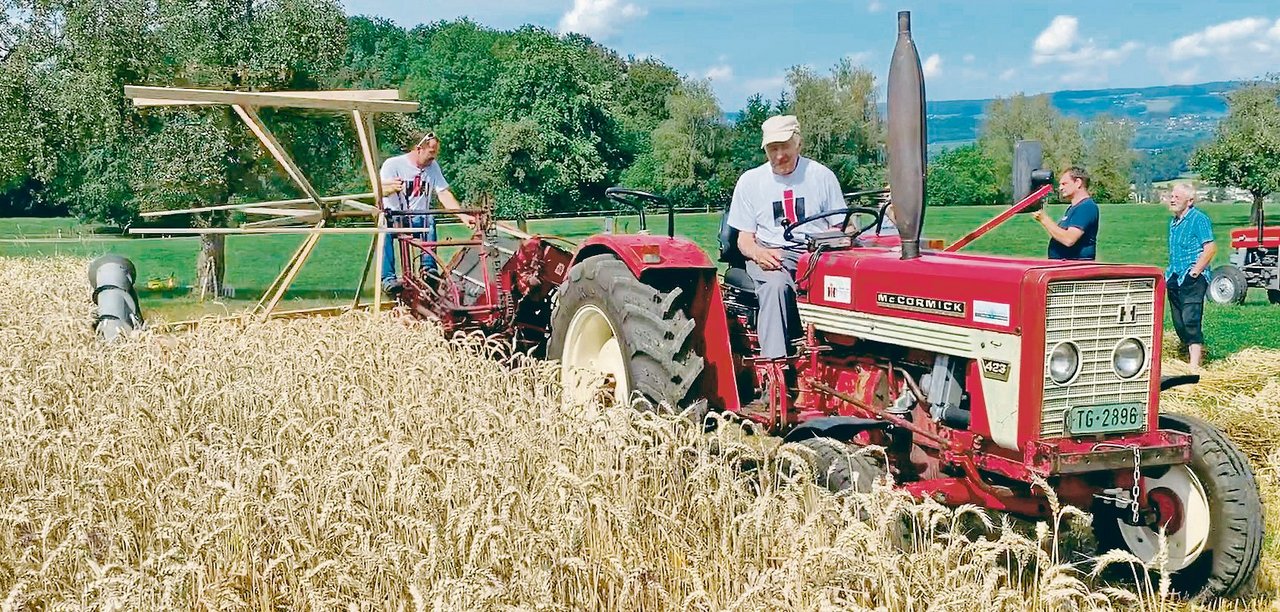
[886,10,928,260]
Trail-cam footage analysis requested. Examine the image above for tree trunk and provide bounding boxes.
[196,233,226,300]
[1251,193,1265,227]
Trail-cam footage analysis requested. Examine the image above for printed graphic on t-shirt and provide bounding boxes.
[772,189,806,226]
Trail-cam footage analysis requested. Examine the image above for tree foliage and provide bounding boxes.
[926,144,1002,206]
[784,58,884,190]
[650,79,729,208]
[978,94,1084,199]
[1083,115,1136,203]
[1190,80,1280,223]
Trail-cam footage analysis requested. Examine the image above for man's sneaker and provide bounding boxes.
[381,277,403,294]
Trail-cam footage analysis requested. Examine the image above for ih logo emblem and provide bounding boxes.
[1117,303,1138,324]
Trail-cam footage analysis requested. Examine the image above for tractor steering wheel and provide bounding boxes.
[781,206,884,247]
[605,187,674,237]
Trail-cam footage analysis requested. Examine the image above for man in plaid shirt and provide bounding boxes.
[1165,183,1218,370]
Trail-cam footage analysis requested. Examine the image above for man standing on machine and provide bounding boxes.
[379,131,472,293]
[726,114,847,360]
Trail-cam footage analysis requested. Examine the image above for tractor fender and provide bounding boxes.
[783,416,890,444]
[572,234,716,278]
[566,234,740,413]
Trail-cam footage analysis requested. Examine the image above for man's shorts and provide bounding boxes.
[1167,274,1208,346]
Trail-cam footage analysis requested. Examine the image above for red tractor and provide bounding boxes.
[383,12,1262,600]
[1208,213,1280,305]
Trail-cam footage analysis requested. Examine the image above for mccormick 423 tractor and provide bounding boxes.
[380,11,1262,600]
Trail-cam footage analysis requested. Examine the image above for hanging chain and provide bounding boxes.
[1130,446,1143,524]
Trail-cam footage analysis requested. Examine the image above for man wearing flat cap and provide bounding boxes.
[726,114,846,360]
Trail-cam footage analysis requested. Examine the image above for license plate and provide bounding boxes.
[1066,403,1145,436]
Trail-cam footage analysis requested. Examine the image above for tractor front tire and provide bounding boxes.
[1208,265,1248,305]
[1095,413,1263,601]
[547,254,705,411]
[796,437,885,494]
[1268,289,1280,305]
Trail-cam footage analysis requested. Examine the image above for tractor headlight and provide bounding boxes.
[1112,338,1146,379]
[1049,342,1080,385]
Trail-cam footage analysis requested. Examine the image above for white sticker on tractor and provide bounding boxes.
[824,275,852,304]
[973,300,1011,326]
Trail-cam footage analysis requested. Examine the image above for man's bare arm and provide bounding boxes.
[1191,241,1217,277]
[737,230,781,270]
[436,188,475,227]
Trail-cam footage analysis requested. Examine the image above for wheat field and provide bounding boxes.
[0,256,1277,611]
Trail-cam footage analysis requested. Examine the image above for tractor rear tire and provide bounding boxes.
[1094,412,1263,601]
[1207,265,1248,305]
[547,254,705,411]
[1268,289,1280,305]
[797,437,885,494]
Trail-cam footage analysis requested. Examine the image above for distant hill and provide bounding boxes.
[920,81,1242,153]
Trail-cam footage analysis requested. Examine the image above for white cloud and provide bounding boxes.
[1033,15,1078,57]
[868,0,883,13]
[963,54,975,64]
[1153,17,1280,84]
[1029,14,1141,68]
[557,0,647,41]
[922,53,942,78]
[845,51,873,65]
[999,68,1018,81]
[705,64,733,81]
[743,75,786,94]
[1167,17,1273,60]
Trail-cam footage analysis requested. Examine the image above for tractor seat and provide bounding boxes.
[723,266,757,295]
[718,207,757,296]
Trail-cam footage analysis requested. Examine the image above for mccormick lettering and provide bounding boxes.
[876,292,966,318]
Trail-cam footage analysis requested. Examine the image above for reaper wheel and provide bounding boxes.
[1095,413,1263,600]
[1208,265,1248,305]
[547,254,705,411]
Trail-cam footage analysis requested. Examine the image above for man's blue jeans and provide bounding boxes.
[381,213,437,282]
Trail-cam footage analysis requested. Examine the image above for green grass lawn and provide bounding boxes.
[3,201,1277,358]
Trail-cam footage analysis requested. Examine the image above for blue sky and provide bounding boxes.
[343,0,1280,110]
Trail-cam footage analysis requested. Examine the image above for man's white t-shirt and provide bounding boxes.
[379,154,449,212]
[726,157,845,249]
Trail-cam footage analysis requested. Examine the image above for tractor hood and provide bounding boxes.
[796,248,1164,333]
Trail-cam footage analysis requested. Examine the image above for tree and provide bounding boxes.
[1083,115,1136,202]
[1190,80,1280,225]
[650,79,728,208]
[785,58,884,190]
[978,94,1084,200]
[1,0,350,296]
[926,144,1002,206]
[477,27,630,218]
[726,94,779,173]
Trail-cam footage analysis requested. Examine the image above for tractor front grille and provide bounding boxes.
[1040,278,1156,437]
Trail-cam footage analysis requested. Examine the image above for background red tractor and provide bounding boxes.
[382,11,1263,601]
[1208,211,1280,305]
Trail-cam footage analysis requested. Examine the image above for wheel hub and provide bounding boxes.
[1116,465,1210,571]
[559,304,629,406]
[1147,487,1185,535]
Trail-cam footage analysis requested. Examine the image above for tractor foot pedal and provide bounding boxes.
[737,399,775,426]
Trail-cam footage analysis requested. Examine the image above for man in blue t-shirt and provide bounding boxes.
[1032,166,1099,260]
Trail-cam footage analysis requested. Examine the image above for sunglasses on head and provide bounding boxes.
[414,132,437,149]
